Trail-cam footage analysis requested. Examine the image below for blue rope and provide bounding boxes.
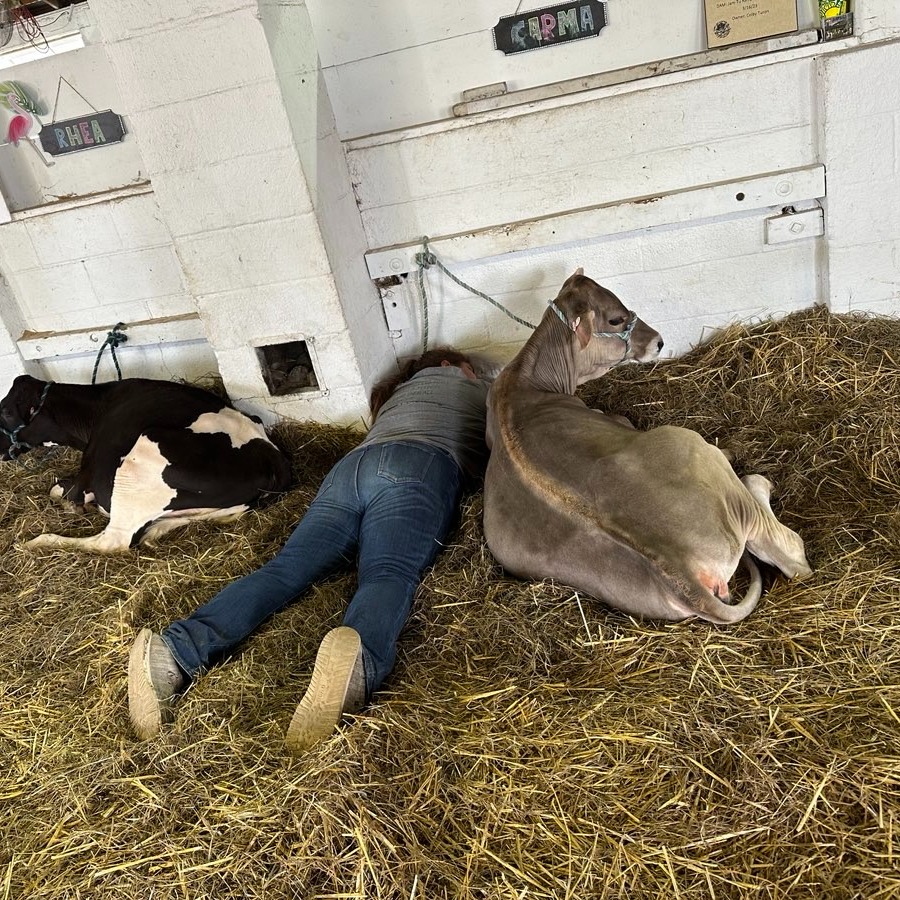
[91,323,128,384]
[414,236,536,352]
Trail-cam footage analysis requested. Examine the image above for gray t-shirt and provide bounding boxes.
[360,366,490,480]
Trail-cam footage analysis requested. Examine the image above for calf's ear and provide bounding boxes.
[560,267,585,290]
[574,309,595,350]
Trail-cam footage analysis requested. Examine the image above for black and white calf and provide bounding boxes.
[0,375,292,552]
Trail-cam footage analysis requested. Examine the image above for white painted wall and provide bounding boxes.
[329,1,900,365]
[823,40,900,314]
[86,0,394,426]
[0,0,898,425]
[349,55,822,360]
[0,4,145,211]
[0,0,394,426]
[308,0,819,139]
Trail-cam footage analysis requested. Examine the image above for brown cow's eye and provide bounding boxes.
[608,317,625,327]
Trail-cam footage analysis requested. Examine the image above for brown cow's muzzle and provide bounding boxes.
[629,316,664,363]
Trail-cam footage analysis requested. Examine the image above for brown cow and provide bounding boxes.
[484,270,811,624]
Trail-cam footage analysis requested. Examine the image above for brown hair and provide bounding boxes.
[369,346,472,419]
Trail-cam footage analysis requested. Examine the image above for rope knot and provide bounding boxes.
[92,322,128,384]
[414,250,436,268]
[105,325,128,349]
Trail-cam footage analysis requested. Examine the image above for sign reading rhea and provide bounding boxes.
[494,1,607,54]
[39,110,126,157]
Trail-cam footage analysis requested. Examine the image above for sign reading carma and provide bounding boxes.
[494,1,607,54]
[39,110,126,157]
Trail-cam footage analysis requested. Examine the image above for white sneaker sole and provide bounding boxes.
[285,627,363,753]
[128,628,165,740]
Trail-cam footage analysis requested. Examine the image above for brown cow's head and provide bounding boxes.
[552,269,663,384]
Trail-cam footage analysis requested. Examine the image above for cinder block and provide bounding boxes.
[27,300,152,337]
[0,322,18,356]
[311,328,367,390]
[272,383,370,429]
[85,247,187,303]
[825,114,895,187]
[127,105,210,175]
[108,194,173,248]
[205,150,312,227]
[92,0,252,43]
[0,221,39,272]
[11,263,97,322]
[0,352,27,388]
[640,216,765,271]
[234,215,331,282]
[178,231,246,296]
[828,240,900,312]
[197,276,346,350]
[148,168,221,236]
[213,344,272,401]
[179,215,329,294]
[827,180,900,245]
[257,0,319,77]
[150,152,312,238]
[109,9,275,112]
[26,206,122,266]
[133,82,295,177]
[145,293,200,320]
[823,43,900,121]
[185,82,295,165]
[40,339,216,385]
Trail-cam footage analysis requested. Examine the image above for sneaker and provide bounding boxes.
[128,628,187,740]
[285,626,366,753]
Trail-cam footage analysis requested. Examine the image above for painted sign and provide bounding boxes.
[38,110,126,156]
[493,1,607,54]
[704,0,798,48]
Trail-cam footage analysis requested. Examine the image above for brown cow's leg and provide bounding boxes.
[742,474,812,579]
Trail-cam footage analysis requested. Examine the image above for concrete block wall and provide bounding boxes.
[387,211,821,364]
[2,195,194,333]
[0,191,218,385]
[2,0,899,424]
[823,41,900,315]
[308,0,821,139]
[256,0,396,404]
[78,0,395,426]
[352,57,823,361]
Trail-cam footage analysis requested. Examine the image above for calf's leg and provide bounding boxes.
[742,474,812,579]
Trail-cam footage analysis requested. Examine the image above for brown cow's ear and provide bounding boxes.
[560,267,585,290]
[574,309,595,349]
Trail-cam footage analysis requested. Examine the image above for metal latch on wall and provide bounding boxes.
[765,206,825,244]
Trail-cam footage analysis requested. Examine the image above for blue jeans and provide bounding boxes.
[161,440,463,700]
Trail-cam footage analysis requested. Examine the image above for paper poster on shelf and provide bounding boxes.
[705,0,798,48]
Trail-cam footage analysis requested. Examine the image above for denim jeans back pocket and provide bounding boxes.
[376,443,437,485]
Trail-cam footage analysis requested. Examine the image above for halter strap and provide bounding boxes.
[548,300,638,362]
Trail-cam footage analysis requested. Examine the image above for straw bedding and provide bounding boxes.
[1,305,898,899]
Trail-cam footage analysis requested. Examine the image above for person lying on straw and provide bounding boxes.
[128,347,490,751]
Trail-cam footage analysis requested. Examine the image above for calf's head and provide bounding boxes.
[552,269,663,384]
[0,375,50,460]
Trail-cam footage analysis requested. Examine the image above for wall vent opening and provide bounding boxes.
[257,340,319,396]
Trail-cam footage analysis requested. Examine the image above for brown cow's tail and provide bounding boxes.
[697,552,763,625]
